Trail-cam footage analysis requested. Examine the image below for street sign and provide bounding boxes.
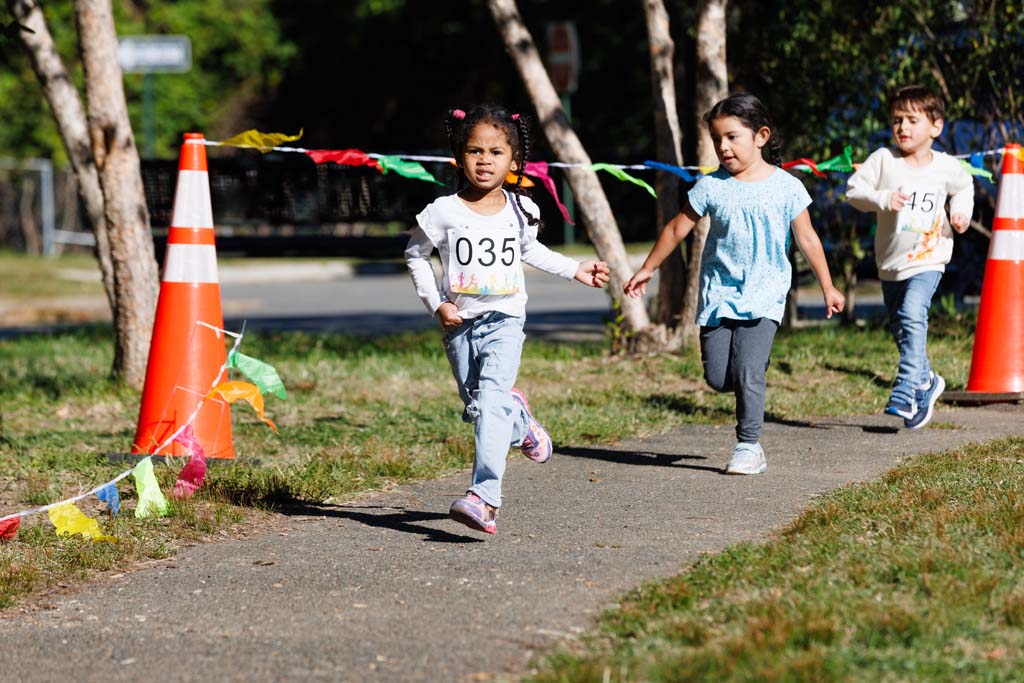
[546,22,579,95]
[117,35,191,74]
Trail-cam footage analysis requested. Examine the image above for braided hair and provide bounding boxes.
[445,104,543,231]
[702,93,783,166]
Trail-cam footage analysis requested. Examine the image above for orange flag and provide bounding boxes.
[205,381,278,432]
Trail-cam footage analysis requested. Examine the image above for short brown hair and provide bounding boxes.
[888,85,945,122]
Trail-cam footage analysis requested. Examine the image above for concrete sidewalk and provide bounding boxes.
[1,404,1022,682]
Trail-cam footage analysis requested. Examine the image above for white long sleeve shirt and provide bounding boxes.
[404,190,580,319]
[846,147,974,281]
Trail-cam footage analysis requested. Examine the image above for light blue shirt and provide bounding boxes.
[687,167,812,325]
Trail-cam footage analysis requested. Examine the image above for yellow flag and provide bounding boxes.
[221,129,304,152]
[206,381,279,432]
[48,502,115,541]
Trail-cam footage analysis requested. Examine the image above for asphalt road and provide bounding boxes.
[1,405,1022,682]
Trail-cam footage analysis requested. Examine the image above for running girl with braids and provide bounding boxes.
[624,92,844,475]
[405,104,609,534]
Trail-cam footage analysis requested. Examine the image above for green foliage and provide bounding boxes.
[0,0,296,161]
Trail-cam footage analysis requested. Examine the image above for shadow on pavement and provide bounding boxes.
[276,502,485,543]
[555,446,724,474]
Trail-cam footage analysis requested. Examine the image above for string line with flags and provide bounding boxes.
[205,129,1015,224]
[0,323,287,542]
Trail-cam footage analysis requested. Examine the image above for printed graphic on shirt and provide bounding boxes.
[907,218,943,263]
[447,225,522,295]
[896,185,940,234]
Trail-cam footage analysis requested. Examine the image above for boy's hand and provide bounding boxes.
[437,302,463,331]
[822,285,846,319]
[623,269,654,298]
[575,259,610,288]
[951,213,970,233]
[889,192,909,211]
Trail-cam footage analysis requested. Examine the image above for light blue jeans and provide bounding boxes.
[881,271,942,405]
[443,311,530,509]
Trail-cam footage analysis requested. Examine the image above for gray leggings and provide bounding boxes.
[699,318,779,444]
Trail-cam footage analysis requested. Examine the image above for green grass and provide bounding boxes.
[0,314,975,608]
[532,437,1024,683]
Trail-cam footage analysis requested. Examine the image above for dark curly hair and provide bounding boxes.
[444,104,542,230]
[702,92,783,166]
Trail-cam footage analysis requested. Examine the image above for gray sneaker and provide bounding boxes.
[725,442,767,475]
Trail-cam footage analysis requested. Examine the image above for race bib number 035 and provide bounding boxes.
[447,226,522,295]
[897,185,940,234]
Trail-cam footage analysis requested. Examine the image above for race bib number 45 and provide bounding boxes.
[896,185,940,234]
[447,226,522,295]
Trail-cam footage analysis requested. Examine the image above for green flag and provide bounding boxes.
[378,156,443,185]
[132,457,168,519]
[228,350,288,400]
[960,159,993,182]
[591,163,657,198]
[816,145,855,172]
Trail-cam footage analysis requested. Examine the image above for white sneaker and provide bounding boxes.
[726,442,767,475]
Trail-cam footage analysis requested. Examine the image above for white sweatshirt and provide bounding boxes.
[846,147,974,281]
[404,190,580,320]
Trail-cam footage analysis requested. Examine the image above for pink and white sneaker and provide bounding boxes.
[511,387,552,464]
[449,492,498,534]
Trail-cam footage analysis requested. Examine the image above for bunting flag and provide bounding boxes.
[816,146,855,172]
[172,426,208,499]
[221,129,303,152]
[377,156,443,185]
[0,516,20,539]
[643,160,695,183]
[781,157,827,178]
[227,350,287,400]
[523,161,574,225]
[306,148,381,170]
[206,381,278,432]
[95,484,120,517]
[591,163,657,198]
[961,159,994,182]
[48,503,114,541]
[132,457,169,519]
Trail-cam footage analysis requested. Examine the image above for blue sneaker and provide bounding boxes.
[884,396,916,420]
[905,372,945,430]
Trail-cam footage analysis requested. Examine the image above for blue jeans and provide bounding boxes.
[443,311,530,508]
[881,271,942,405]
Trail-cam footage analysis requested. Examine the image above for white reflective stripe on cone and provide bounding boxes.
[170,170,214,228]
[995,174,1024,220]
[989,230,1024,261]
[163,244,219,283]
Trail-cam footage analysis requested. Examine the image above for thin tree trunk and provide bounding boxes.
[643,0,686,351]
[76,0,159,387]
[9,0,115,306]
[680,0,729,341]
[18,176,41,254]
[486,0,651,340]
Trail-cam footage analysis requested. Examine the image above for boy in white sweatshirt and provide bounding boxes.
[846,85,974,429]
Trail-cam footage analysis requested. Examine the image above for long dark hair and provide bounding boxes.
[702,93,783,166]
[444,104,542,230]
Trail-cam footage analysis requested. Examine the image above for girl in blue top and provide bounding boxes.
[624,93,845,475]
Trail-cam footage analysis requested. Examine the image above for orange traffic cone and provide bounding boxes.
[132,133,235,458]
[962,143,1024,397]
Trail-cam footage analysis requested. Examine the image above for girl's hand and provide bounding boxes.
[623,269,653,298]
[437,302,463,331]
[575,259,610,288]
[951,213,970,233]
[888,192,908,211]
[822,286,846,319]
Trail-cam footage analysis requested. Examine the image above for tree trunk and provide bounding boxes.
[643,0,686,351]
[75,0,159,387]
[680,0,729,342]
[18,175,41,254]
[486,0,651,341]
[9,0,115,306]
